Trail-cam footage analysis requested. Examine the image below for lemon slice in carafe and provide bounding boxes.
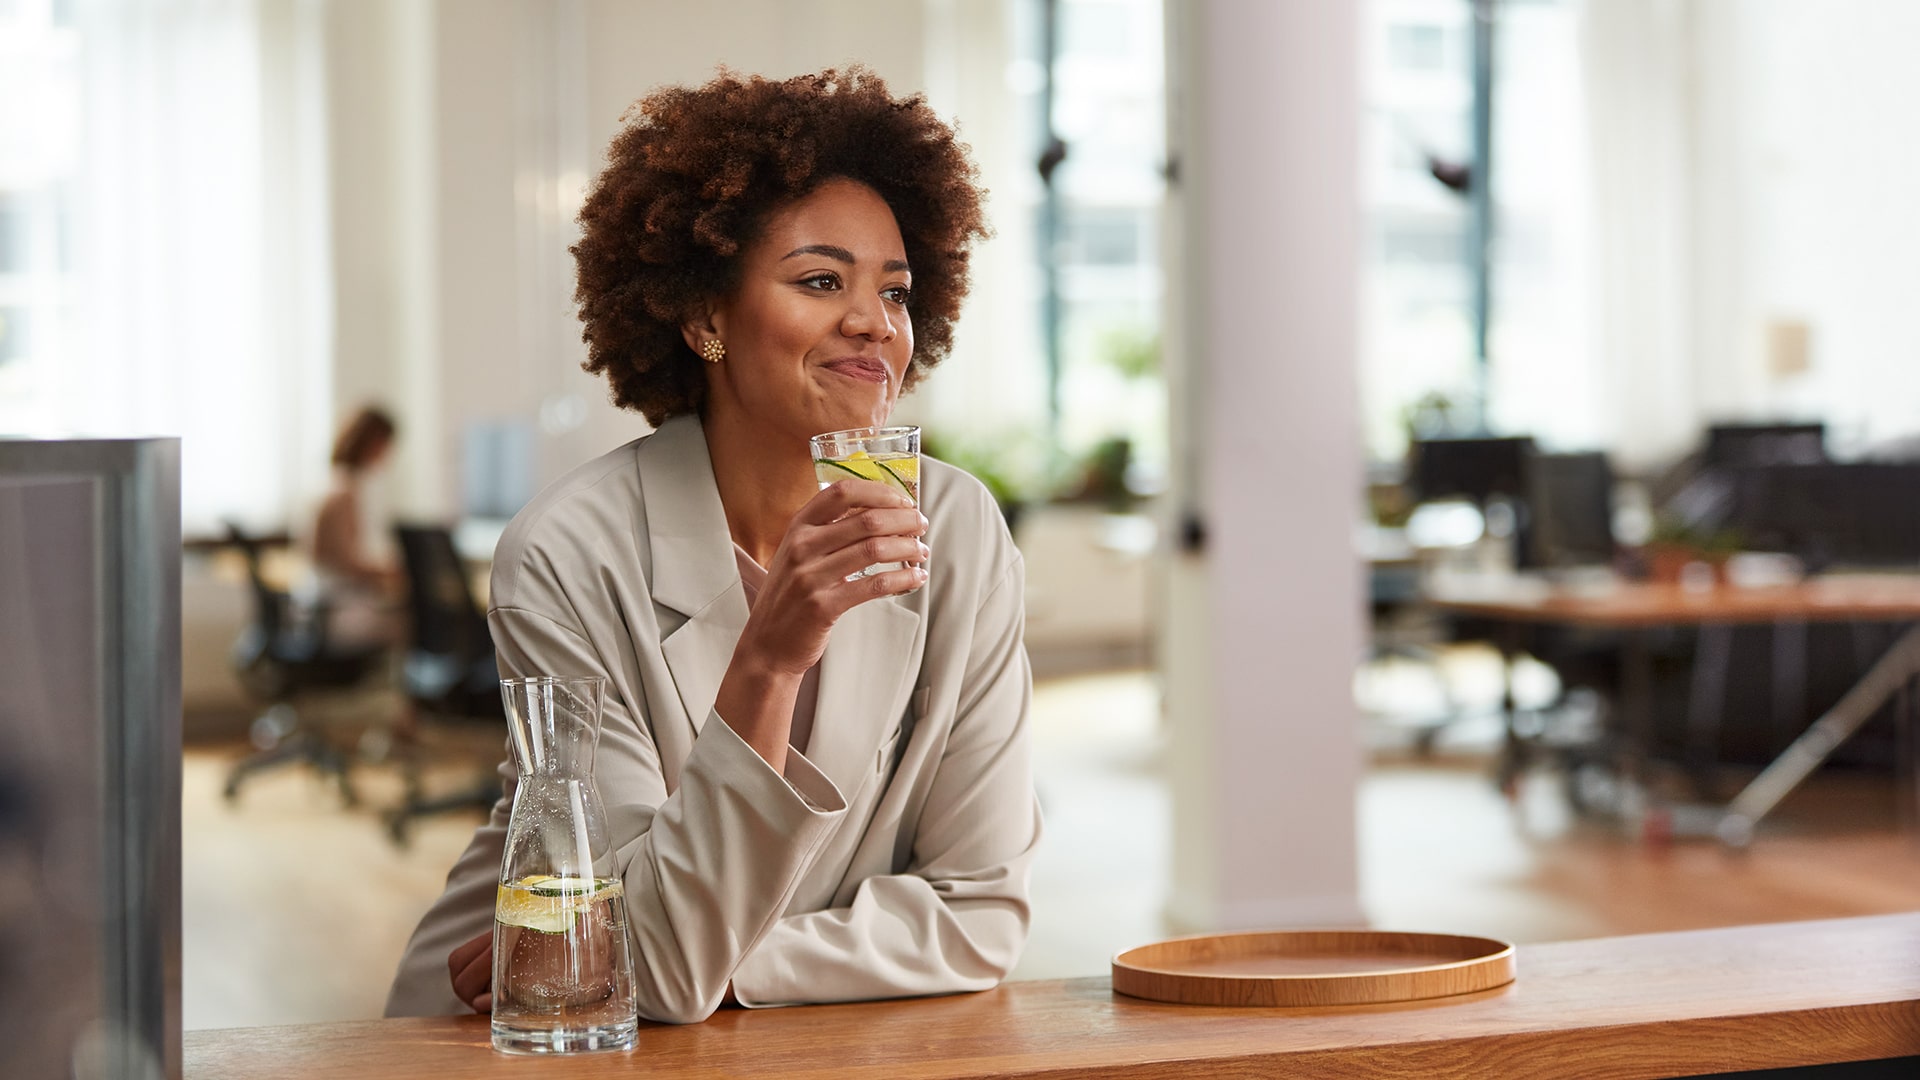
[495,875,618,934]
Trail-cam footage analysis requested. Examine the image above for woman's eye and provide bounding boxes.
[883,286,912,305]
[800,273,841,291]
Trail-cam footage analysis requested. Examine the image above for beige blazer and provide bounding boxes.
[384,415,1042,1023]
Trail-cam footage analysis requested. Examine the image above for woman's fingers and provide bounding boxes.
[778,480,926,584]
[794,478,916,527]
[455,953,492,1012]
[853,562,930,599]
[448,929,493,1011]
[786,505,925,568]
[816,536,931,584]
[780,525,928,595]
[448,927,490,980]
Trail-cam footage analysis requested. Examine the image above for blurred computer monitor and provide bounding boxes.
[1409,436,1535,505]
[1705,422,1826,468]
[1729,463,1920,568]
[1521,451,1616,569]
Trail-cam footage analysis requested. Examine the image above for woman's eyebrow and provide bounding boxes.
[783,244,856,264]
[781,244,912,274]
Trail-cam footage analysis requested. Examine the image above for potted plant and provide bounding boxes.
[920,430,1044,536]
[1064,435,1139,514]
[1641,515,1744,585]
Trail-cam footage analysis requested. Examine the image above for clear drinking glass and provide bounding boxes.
[492,675,637,1055]
[810,425,920,576]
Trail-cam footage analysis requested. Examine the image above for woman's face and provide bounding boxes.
[698,178,915,444]
[362,434,393,472]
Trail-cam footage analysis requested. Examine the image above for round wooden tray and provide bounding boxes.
[1112,930,1515,1007]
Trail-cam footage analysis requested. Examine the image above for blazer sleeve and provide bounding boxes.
[385,604,851,1024]
[728,555,1043,1007]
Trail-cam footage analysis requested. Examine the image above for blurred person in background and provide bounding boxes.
[312,404,401,647]
[386,67,1042,1024]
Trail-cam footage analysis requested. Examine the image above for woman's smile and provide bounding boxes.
[821,356,891,384]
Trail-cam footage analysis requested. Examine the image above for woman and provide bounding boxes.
[312,405,401,646]
[385,68,1041,1024]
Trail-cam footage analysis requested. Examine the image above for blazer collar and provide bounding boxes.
[639,414,738,619]
[640,416,748,737]
[639,412,923,797]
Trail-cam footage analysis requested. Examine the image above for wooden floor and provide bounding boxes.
[183,744,486,1028]
[182,671,1920,1030]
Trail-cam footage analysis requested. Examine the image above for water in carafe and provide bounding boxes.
[491,676,637,1054]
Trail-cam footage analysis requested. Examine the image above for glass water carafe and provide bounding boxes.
[492,676,637,1054]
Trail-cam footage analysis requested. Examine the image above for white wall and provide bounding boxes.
[1587,0,1920,468]
[324,0,442,517]
[1717,0,1920,451]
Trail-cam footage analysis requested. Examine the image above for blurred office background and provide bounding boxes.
[6,0,1920,1030]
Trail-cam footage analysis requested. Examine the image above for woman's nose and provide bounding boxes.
[841,294,896,343]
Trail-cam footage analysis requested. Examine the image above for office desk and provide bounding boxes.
[1427,575,1920,630]
[1427,575,1920,844]
[185,914,1920,1079]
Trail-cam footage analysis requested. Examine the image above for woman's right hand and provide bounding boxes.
[738,478,929,676]
[713,478,927,771]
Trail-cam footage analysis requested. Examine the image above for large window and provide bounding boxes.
[1361,0,1475,458]
[1011,0,1168,491]
[1361,0,1593,461]
[0,0,332,534]
[0,0,79,419]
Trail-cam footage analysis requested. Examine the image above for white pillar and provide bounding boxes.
[1160,0,1366,932]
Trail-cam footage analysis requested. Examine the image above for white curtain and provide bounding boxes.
[65,0,331,534]
[1579,0,1701,471]
[1482,0,1599,452]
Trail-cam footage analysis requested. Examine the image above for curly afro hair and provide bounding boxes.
[571,67,990,426]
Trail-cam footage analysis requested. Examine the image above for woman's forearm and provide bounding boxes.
[713,646,803,774]
[617,720,847,1023]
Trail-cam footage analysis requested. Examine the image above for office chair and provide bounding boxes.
[1502,452,1628,791]
[1646,423,1825,517]
[385,524,505,846]
[222,522,389,806]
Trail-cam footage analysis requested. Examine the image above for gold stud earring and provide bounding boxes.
[700,339,725,364]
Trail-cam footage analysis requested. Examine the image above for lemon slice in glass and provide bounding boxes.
[815,455,918,499]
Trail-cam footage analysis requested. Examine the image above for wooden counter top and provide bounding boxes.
[186,914,1920,1079]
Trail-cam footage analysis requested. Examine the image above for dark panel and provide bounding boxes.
[0,439,181,1079]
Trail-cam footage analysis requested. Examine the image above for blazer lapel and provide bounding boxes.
[638,416,747,738]
[808,591,922,799]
